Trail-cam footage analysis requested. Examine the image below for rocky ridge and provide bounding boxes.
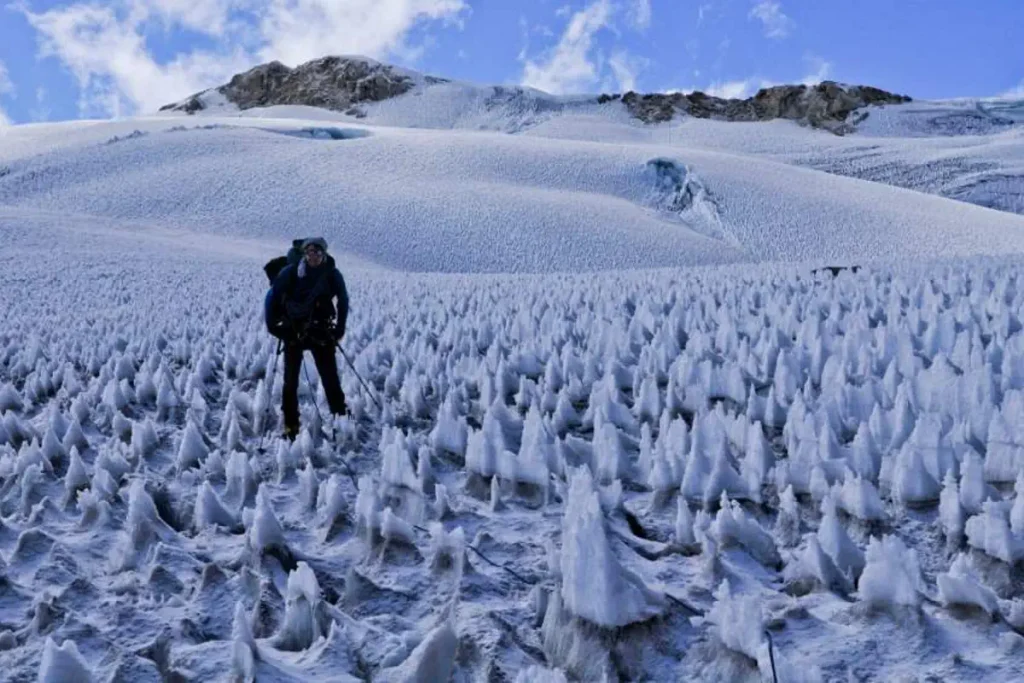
[162,56,911,135]
[160,56,440,117]
[611,82,912,134]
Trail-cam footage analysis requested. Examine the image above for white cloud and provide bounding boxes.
[0,61,12,95]
[749,1,792,40]
[0,60,13,126]
[125,0,241,37]
[700,56,831,100]
[628,0,651,31]
[19,0,469,118]
[521,0,614,95]
[1002,80,1024,98]
[801,54,833,85]
[699,76,777,99]
[669,58,834,102]
[23,3,252,118]
[697,3,714,25]
[31,87,51,122]
[520,0,651,95]
[256,0,467,66]
[518,15,531,61]
[608,50,649,92]
[703,79,756,99]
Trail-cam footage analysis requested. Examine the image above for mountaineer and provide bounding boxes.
[264,237,349,440]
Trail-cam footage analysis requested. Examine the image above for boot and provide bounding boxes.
[333,395,348,417]
[283,423,299,442]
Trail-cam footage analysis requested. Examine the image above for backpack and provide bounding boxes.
[263,238,310,285]
[264,239,342,342]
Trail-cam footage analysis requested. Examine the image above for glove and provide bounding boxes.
[268,320,293,342]
[333,323,345,342]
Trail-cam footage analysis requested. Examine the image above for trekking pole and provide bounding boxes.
[302,361,328,437]
[256,339,283,452]
[336,342,383,412]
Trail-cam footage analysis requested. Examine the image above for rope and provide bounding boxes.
[459,543,536,586]
[348,468,540,587]
[245,340,1018,670]
[407,518,539,586]
[665,592,704,615]
[338,455,359,489]
[315,422,539,588]
[304,443,542,587]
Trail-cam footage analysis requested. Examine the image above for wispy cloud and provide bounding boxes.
[628,0,651,31]
[123,0,243,38]
[0,60,13,126]
[18,0,469,118]
[0,61,12,95]
[520,0,614,95]
[749,1,793,40]
[256,0,467,67]
[801,54,833,85]
[521,0,652,95]
[518,15,531,61]
[701,77,776,99]
[608,50,650,92]
[31,87,51,123]
[703,80,754,99]
[23,3,251,118]
[696,56,832,100]
[1002,80,1024,98]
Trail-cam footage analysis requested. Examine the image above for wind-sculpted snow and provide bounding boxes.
[4,117,1024,274]
[0,120,748,273]
[4,219,1024,681]
[521,101,1024,219]
[791,142,1024,216]
[853,99,1024,138]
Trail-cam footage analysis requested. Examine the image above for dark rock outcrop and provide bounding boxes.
[160,55,910,135]
[161,56,438,116]
[618,81,911,134]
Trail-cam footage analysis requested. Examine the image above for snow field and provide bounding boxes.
[519,97,1024,218]
[3,223,1024,681]
[5,115,1024,275]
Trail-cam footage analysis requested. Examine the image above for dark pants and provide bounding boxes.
[282,340,347,430]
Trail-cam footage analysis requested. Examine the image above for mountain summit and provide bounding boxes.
[160,56,432,117]
[161,55,911,135]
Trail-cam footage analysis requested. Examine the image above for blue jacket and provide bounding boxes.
[265,255,348,338]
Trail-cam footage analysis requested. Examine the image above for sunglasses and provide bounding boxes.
[305,246,324,255]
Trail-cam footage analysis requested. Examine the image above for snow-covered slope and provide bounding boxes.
[518,98,1024,216]
[4,79,1024,682]
[156,59,1024,219]
[2,114,1024,273]
[3,211,1024,681]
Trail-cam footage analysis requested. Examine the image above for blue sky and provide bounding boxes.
[1,0,1022,126]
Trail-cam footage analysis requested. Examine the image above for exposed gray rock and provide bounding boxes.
[616,81,911,134]
[160,55,909,136]
[161,56,436,115]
